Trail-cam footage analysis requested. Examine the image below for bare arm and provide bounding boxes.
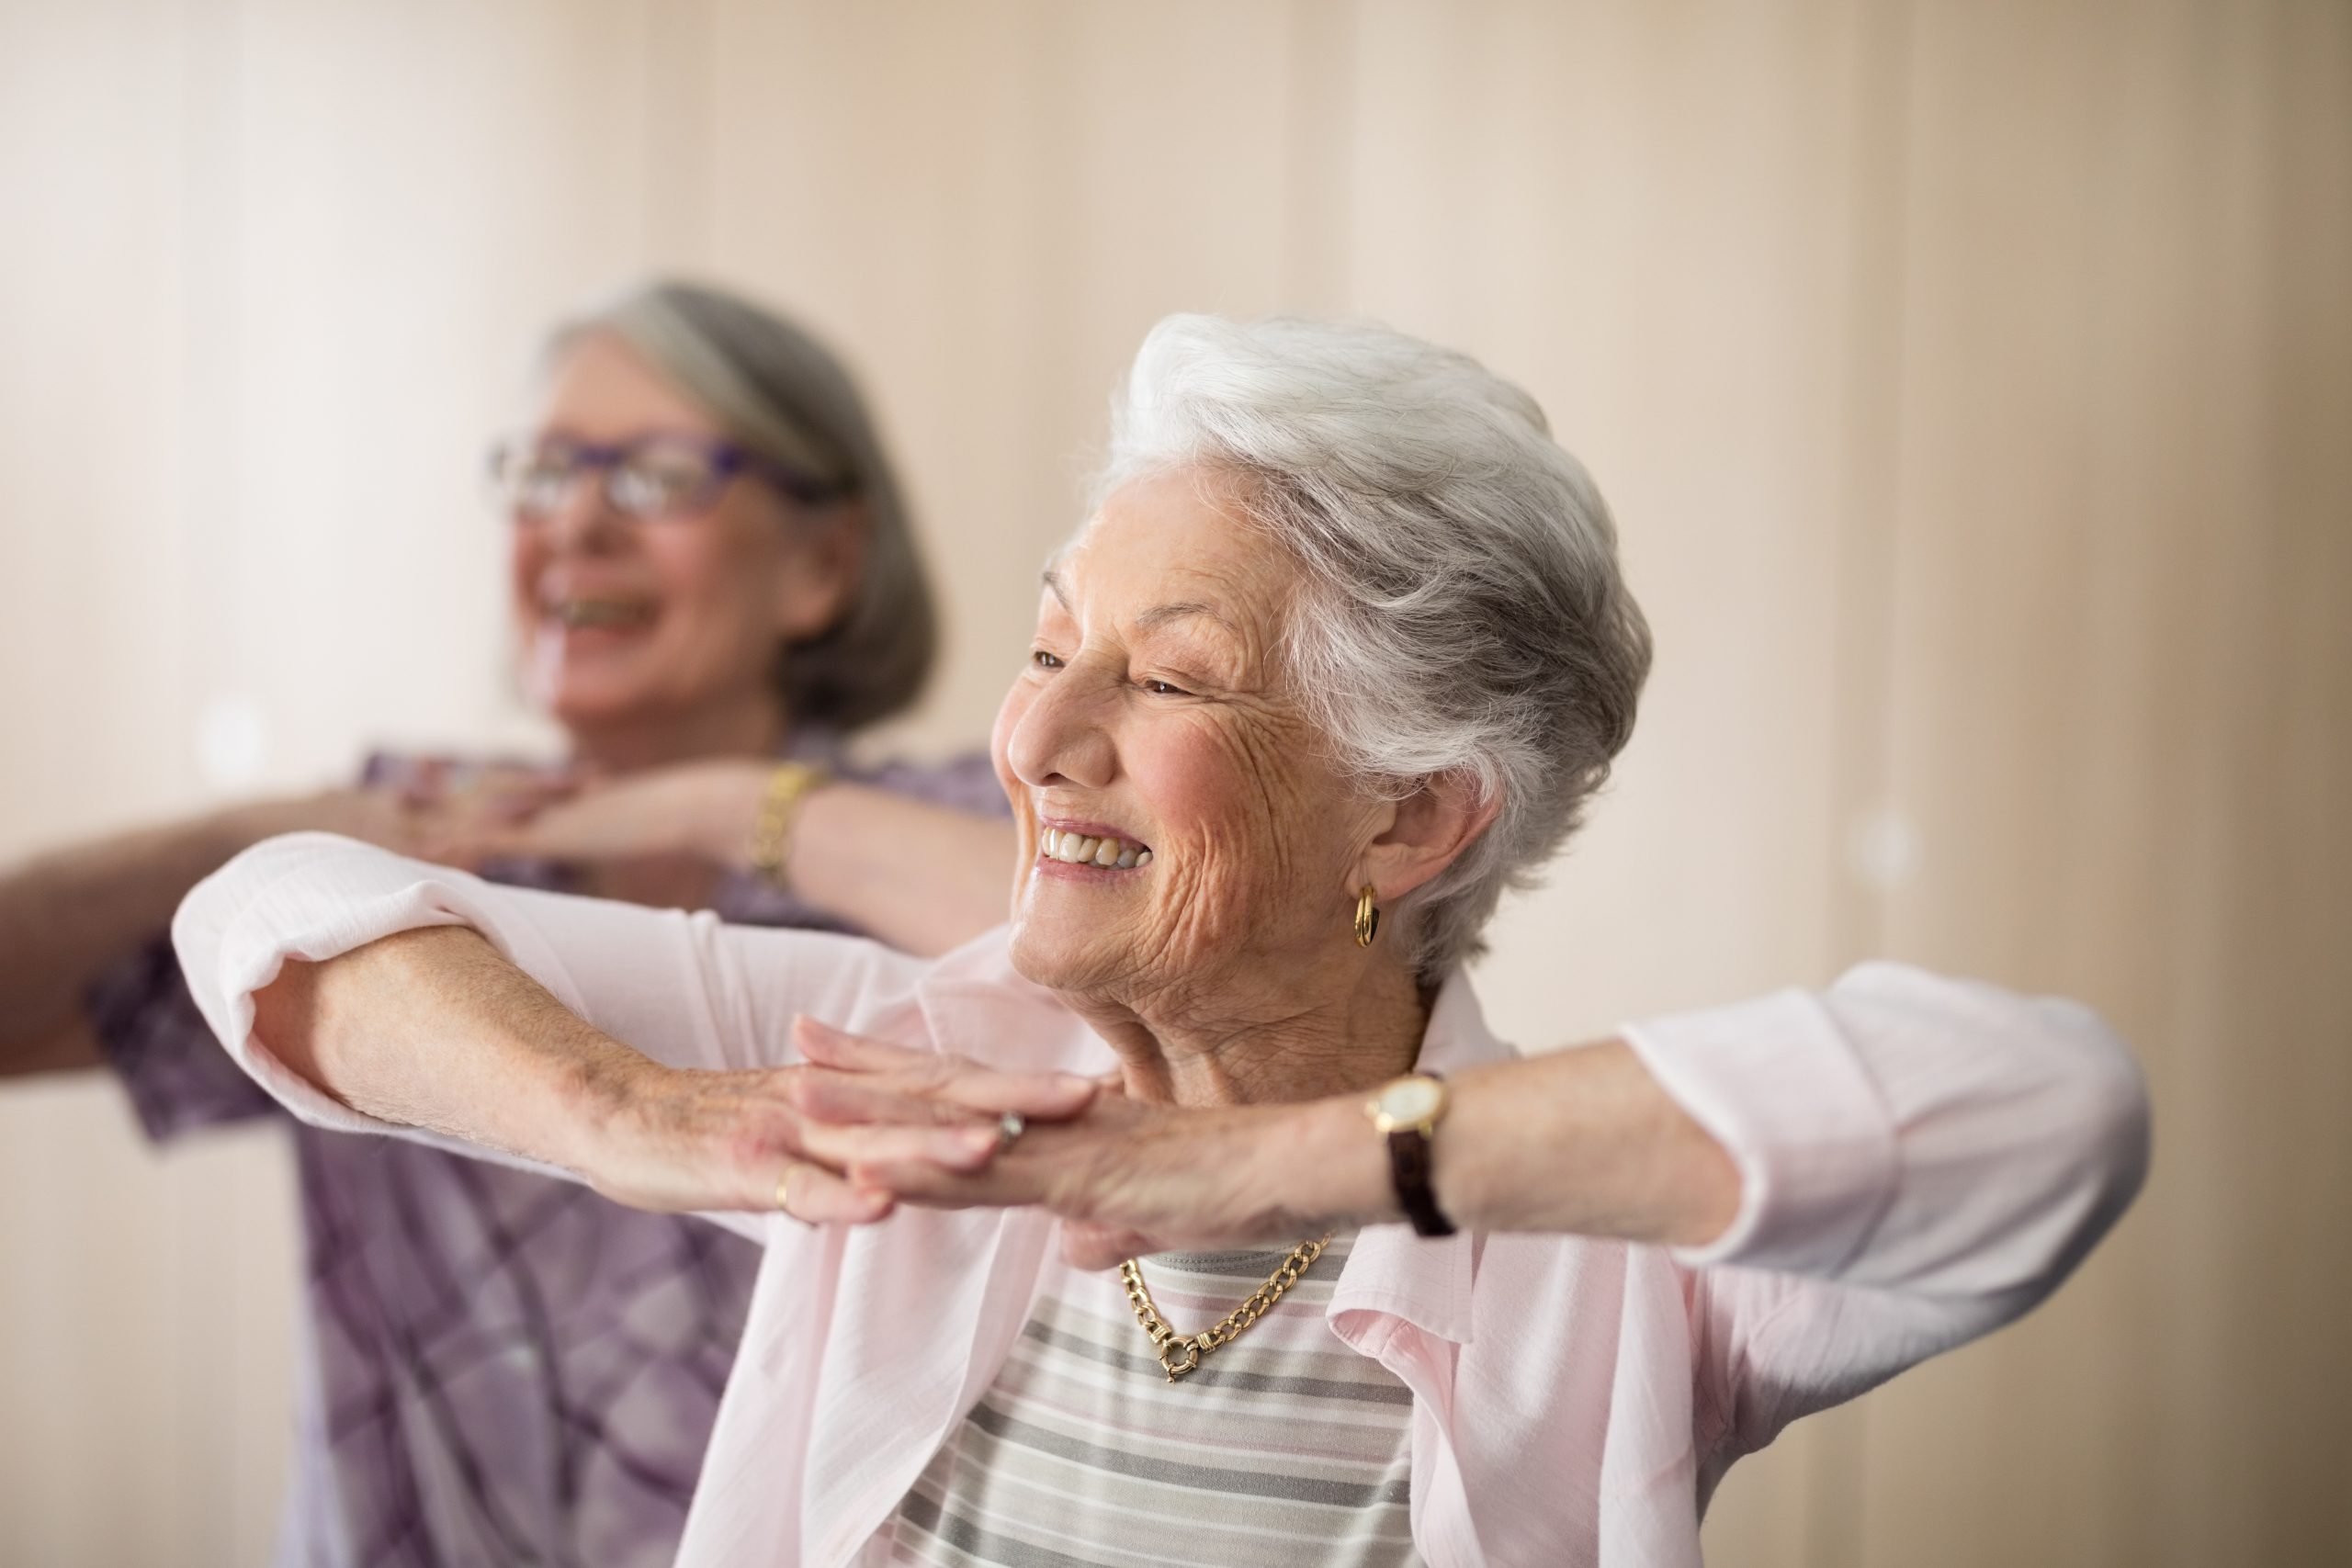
[787,973,2146,1490]
[450,763,1015,956]
[0,795,387,1077]
[786,1023,1738,1266]
[178,834,1084,1235]
[779,783,1013,954]
[251,926,624,1171]
[249,927,1079,1228]
[794,966,2148,1300]
[790,967,2148,1470]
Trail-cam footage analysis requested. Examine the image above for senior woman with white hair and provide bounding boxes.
[172,314,2147,1567]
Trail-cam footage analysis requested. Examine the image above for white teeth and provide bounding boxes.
[1036,825,1153,867]
[553,599,648,629]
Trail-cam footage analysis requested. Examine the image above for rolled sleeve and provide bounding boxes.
[1625,962,2148,1296]
[1634,963,2151,1470]
[172,834,490,1140]
[172,829,935,1145]
[1623,987,1900,1275]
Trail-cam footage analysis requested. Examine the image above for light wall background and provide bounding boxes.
[1,2,2345,1564]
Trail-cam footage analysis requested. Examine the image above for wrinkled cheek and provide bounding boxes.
[1136,731,1318,959]
[1148,837,1268,966]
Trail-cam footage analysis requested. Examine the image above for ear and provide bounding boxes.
[772,501,869,642]
[1356,772,1500,903]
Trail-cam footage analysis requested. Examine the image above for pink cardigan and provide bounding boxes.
[174,834,2148,1567]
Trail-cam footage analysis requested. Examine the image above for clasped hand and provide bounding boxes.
[600,1021,1352,1269]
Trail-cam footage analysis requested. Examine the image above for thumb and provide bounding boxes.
[1061,1221,1158,1271]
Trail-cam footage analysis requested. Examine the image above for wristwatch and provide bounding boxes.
[1366,1073,1455,1237]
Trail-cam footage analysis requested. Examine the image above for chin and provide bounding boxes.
[543,687,651,728]
[1006,908,1131,999]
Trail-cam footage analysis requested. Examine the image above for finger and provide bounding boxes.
[1061,1221,1159,1271]
[774,1159,895,1225]
[399,758,451,807]
[795,1118,1003,1173]
[488,788,573,824]
[786,1070,989,1128]
[795,1021,1098,1117]
[465,761,572,792]
[478,776,584,820]
[943,1068,1098,1119]
[789,1060,1096,1124]
[841,1156,1012,1210]
[793,1016,930,1070]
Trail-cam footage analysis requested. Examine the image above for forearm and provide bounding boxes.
[252,924,629,1173]
[0,806,268,1065]
[1277,1042,1741,1246]
[769,784,1013,956]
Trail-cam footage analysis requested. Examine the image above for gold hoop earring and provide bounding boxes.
[1353,885,1380,948]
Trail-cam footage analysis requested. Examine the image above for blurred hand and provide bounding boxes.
[789,1019,1361,1269]
[222,766,584,867]
[422,759,773,871]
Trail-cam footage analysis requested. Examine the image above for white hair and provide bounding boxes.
[1099,314,1652,977]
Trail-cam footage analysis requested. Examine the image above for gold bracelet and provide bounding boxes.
[746,761,831,890]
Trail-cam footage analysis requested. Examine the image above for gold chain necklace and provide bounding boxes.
[1117,1235,1333,1382]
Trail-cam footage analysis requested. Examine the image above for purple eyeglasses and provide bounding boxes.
[486,434,840,522]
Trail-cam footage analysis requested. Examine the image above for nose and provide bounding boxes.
[535,469,631,554]
[1005,661,1118,794]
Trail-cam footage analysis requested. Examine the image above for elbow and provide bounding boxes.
[2032,998,2153,1277]
[1945,996,2153,1314]
[1827,965,2154,1310]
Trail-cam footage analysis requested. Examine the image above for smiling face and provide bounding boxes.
[508,331,858,747]
[991,468,1390,1013]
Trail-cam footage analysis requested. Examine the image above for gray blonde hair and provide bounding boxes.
[548,279,936,731]
[1099,314,1652,977]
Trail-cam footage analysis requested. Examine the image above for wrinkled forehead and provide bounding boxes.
[1040,468,1301,639]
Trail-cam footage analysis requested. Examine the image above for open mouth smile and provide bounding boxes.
[1037,823,1153,872]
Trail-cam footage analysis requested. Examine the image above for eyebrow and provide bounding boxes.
[1041,570,1238,636]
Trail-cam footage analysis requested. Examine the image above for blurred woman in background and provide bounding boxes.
[0,280,1013,1568]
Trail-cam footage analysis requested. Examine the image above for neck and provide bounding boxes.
[562,690,789,775]
[1073,949,1430,1110]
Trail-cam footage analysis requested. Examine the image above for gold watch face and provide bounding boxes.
[1372,1075,1446,1133]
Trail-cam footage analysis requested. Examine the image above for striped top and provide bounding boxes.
[873,1235,1421,1567]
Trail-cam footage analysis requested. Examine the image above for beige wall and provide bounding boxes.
[1,2,2344,1563]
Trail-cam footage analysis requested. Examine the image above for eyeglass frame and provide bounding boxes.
[485,432,843,523]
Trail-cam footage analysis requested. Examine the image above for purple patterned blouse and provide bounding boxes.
[90,743,1008,1568]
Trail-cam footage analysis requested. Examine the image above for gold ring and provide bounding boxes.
[775,1163,796,1215]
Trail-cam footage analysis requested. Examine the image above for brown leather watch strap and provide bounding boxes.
[1386,1121,1456,1238]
